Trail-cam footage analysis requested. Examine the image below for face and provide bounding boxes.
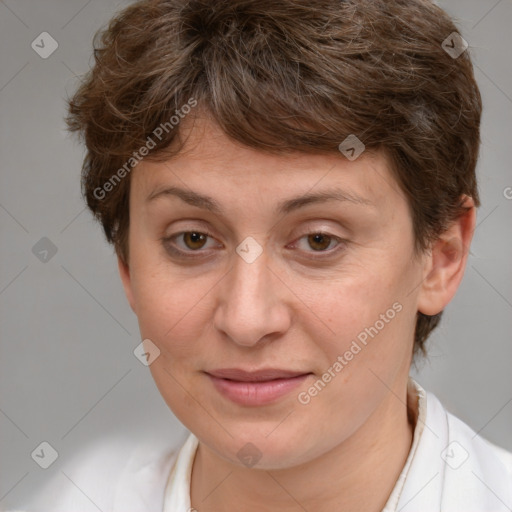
[118,117,427,470]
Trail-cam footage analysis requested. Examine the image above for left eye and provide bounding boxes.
[292,232,342,253]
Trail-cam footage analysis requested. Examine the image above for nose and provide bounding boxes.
[212,243,291,347]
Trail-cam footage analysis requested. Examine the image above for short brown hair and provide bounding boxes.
[66,0,482,356]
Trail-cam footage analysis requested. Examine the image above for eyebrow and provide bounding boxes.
[145,185,374,216]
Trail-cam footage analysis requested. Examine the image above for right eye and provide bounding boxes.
[161,230,221,258]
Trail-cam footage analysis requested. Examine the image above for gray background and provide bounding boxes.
[1,0,511,508]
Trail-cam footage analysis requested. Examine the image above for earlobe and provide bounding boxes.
[417,196,476,316]
[117,254,137,314]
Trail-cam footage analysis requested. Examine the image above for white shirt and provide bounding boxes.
[21,378,512,512]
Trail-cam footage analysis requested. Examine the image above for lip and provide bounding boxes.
[205,368,312,406]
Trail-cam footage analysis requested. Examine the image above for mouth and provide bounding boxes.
[205,368,313,406]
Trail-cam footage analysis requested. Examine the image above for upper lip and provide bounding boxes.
[206,368,311,382]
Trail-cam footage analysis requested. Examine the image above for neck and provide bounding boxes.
[191,378,416,512]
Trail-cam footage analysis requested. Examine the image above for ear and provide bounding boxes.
[417,195,476,316]
[117,254,137,314]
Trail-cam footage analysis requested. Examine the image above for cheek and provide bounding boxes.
[301,259,416,374]
[294,281,412,431]
[129,259,219,365]
[306,268,401,336]
[130,265,213,420]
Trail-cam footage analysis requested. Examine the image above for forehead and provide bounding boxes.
[131,116,404,212]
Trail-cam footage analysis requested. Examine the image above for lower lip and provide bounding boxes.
[207,374,311,406]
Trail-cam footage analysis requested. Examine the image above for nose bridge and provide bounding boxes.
[233,244,270,309]
[213,240,289,346]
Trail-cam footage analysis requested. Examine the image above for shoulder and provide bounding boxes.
[443,402,512,475]
[22,434,182,512]
[425,388,512,509]
[489,442,512,474]
[397,380,512,512]
[419,384,512,471]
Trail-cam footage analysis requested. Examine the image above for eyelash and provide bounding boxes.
[160,229,346,260]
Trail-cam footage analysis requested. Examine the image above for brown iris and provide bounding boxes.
[307,234,332,251]
[183,232,208,250]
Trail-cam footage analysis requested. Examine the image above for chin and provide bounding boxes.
[198,426,323,471]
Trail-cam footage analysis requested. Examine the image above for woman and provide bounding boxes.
[24,0,512,510]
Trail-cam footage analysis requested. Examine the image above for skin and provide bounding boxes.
[118,116,475,511]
